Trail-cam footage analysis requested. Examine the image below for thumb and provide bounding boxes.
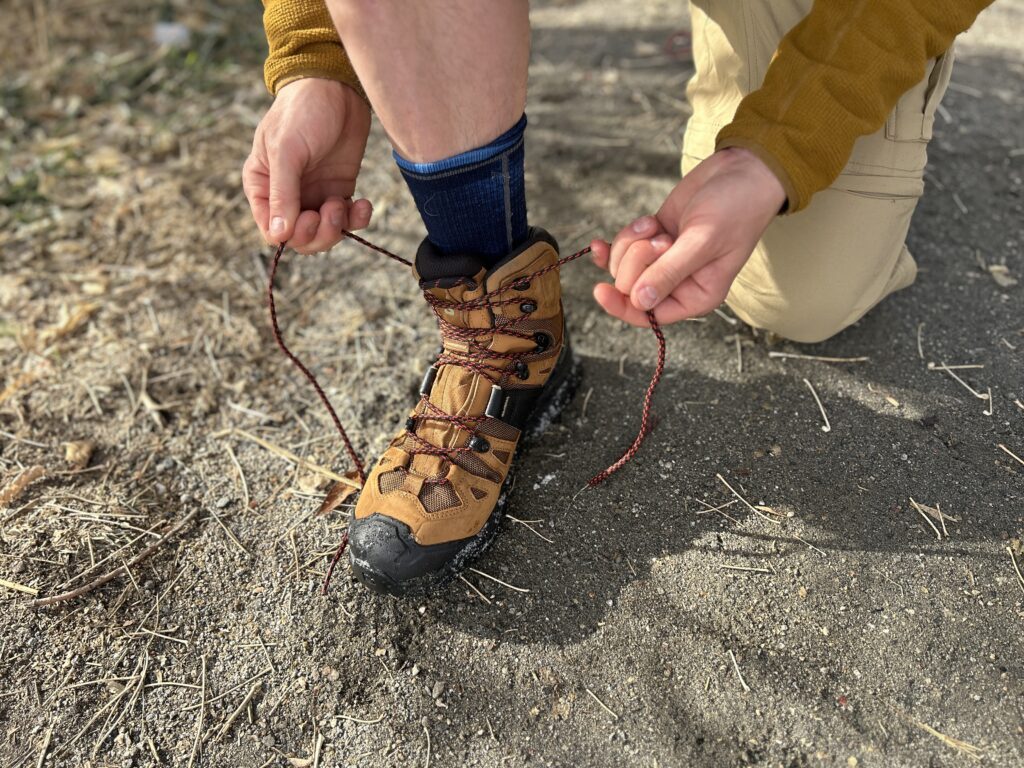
[268,140,306,244]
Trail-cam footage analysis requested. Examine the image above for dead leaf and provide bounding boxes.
[0,465,46,508]
[988,264,1018,288]
[317,473,360,515]
[63,440,95,469]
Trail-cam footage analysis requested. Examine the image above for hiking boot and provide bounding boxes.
[348,228,581,596]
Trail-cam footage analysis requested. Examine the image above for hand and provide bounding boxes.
[243,78,373,253]
[590,147,786,326]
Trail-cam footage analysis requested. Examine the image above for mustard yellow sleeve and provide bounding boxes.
[716,0,993,213]
[262,0,366,100]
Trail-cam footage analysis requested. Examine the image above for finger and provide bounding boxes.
[630,225,717,311]
[590,239,611,271]
[593,283,654,327]
[613,235,673,296]
[594,283,697,326]
[347,198,373,231]
[609,215,665,279]
[242,154,273,243]
[289,210,322,253]
[268,141,306,244]
[303,198,349,253]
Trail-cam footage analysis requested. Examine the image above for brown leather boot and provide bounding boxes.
[348,228,581,596]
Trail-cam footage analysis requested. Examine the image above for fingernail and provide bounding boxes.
[330,213,343,229]
[652,235,672,250]
[308,222,319,236]
[270,216,285,235]
[637,286,658,310]
[632,216,653,234]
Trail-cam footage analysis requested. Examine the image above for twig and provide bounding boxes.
[507,515,554,543]
[0,578,38,596]
[187,655,207,768]
[997,443,1024,467]
[0,465,46,508]
[928,362,989,400]
[716,473,780,525]
[720,564,772,574]
[916,323,925,360]
[225,444,250,510]
[32,510,198,606]
[585,688,619,720]
[910,718,983,760]
[713,307,737,326]
[803,378,831,432]
[728,650,751,692]
[312,731,324,768]
[909,498,942,540]
[213,428,361,489]
[335,713,385,725]
[1008,547,1024,596]
[794,534,827,557]
[769,352,869,363]
[457,574,492,605]
[422,723,431,768]
[467,567,530,593]
[218,680,261,739]
[35,726,52,768]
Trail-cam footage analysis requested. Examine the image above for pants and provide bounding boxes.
[683,1,956,343]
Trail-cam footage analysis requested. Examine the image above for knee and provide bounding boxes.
[726,285,860,344]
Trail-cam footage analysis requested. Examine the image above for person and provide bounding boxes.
[243,0,992,596]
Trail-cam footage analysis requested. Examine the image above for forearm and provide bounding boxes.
[717,0,993,213]
[262,0,365,99]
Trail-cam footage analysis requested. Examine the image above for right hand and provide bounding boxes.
[243,78,373,253]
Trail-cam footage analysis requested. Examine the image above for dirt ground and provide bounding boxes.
[1,1,1022,766]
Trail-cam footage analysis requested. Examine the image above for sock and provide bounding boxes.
[394,114,528,266]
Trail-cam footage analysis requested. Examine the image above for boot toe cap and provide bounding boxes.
[348,514,465,597]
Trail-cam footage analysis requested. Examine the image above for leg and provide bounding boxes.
[327,0,529,163]
[682,0,954,343]
[327,0,531,262]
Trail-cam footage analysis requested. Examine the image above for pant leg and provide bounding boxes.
[683,0,955,343]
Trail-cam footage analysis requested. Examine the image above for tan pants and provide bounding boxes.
[683,1,956,343]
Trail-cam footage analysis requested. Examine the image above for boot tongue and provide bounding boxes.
[411,240,494,478]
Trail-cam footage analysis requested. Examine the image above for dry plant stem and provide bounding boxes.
[803,378,831,432]
[716,473,780,525]
[219,681,262,738]
[585,688,619,720]
[997,443,1024,467]
[0,577,38,596]
[457,574,492,605]
[909,498,942,540]
[910,718,983,760]
[929,362,989,400]
[769,352,869,363]
[1008,547,1024,595]
[422,723,431,768]
[467,566,530,593]
[31,510,198,607]
[187,655,207,768]
[728,650,751,692]
[214,428,361,490]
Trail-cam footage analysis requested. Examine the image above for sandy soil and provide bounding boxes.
[1,1,1022,766]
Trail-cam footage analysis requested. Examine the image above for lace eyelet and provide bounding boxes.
[405,416,416,432]
[469,435,490,453]
[533,332,551,352]
[514,361,530,380]
[519,300,537,314]
[512,279,531,291]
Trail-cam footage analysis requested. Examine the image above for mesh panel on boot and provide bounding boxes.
[378,468,406,494]
[448,451,502,484]
[421,481,461,513]
[477,418,519,441]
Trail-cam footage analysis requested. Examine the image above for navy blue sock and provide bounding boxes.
[394,114,528,266]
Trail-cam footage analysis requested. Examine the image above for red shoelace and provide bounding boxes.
[267,231,666,589]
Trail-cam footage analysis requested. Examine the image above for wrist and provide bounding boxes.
[715,143,792,214]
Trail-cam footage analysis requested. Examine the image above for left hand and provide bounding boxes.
[590,147,786,326]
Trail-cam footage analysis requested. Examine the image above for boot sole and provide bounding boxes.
[350,340,583,597]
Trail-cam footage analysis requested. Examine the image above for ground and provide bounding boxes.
[1,1,1022,766]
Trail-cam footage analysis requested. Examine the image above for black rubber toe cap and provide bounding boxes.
[348,514,467,597]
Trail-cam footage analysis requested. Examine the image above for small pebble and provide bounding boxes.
[215,496,231,509]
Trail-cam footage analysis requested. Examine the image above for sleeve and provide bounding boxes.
[261,0,366,100]
[715,0,993,213]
